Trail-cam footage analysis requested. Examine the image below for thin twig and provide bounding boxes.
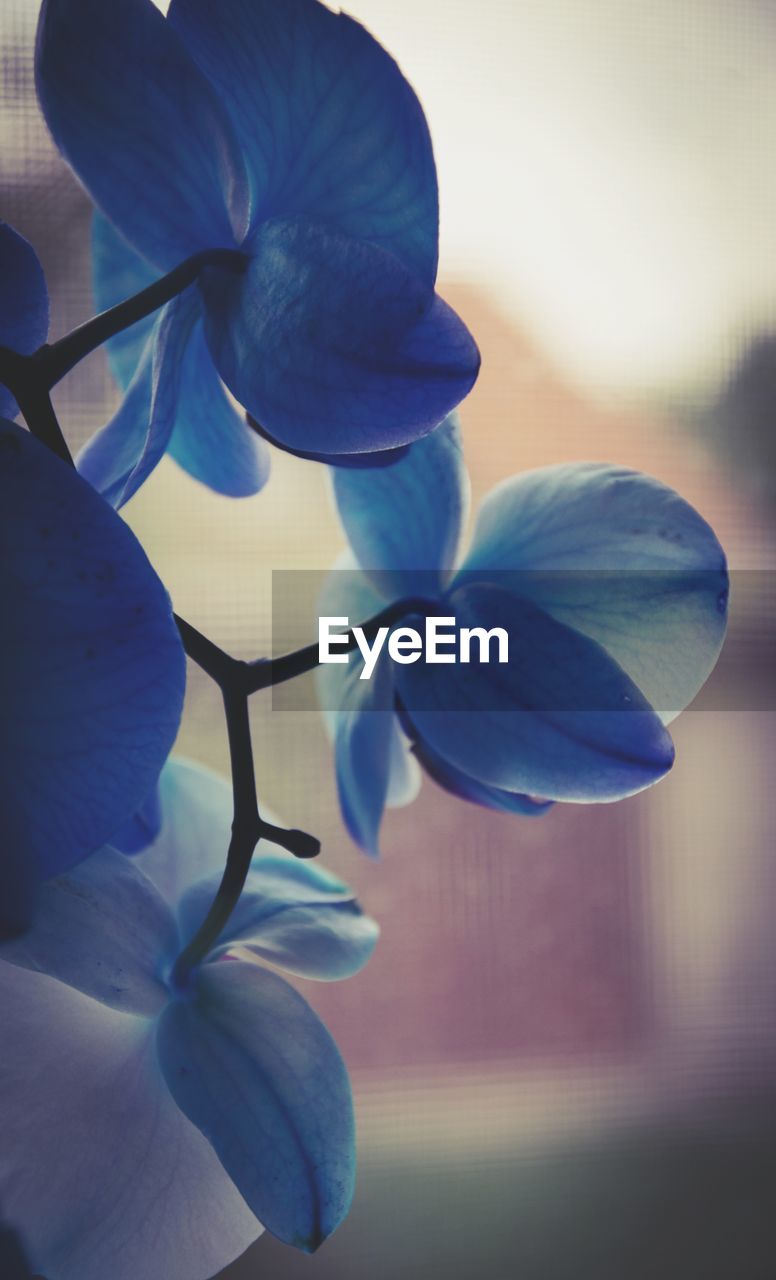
[170,688,258,988]
[170,678,319,988]
[173,615,237,686]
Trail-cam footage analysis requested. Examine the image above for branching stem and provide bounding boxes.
[2,249,423,979]
[170,683,317,991]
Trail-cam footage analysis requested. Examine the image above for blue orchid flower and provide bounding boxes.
[1,229,185,936]
[2,223,184,933]
[0,757,378,1279]
[35,0,480,507]
[318,416,729,855]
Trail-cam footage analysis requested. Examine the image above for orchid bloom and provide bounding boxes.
[0,223,185,935]
[0,758,379,1280]
[35,0,480,506]
[318,416,728,854]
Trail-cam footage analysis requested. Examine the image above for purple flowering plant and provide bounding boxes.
[0,2,727,1277]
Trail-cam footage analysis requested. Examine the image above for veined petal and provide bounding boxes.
[317,555,415,830]
[0,846,176,1016]
[459,463,728,722]
[0,420,185,925]
[79,292,269,505]
[396,585,675,803]
[201,217,479,457]
[178,854,378,981]
[333,651,397,858]
[385,719,422,809]
[332,413,469,598]
[76,332,156,507]
[317,549,388,736]
[0,223,49,418]
[169,0,438,282]
[36,0,247,269]
[248,413,410,468]
[0,964,262,1280]
[92,212,159,391]
[157,957,355,1251]
[110,784,163,856]
[167,318,270,497]
[408,732,553,816]
[77,295,197,509]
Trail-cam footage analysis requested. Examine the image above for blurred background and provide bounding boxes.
[3,0,776,1276]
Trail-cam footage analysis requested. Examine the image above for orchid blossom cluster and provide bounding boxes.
[0,1,727,1278]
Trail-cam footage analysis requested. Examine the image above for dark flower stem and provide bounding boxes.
[170,681,317,991]
[170,599,433,981]
[164,599,437,985]
[173,616,320,861]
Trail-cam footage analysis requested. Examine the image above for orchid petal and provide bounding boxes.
[316,550,387,729]
[0,964,262,1280]
[459,463,728,721]
[0,223,49,418]
[247,421,410,469]
[167,318,270,497]
[158,957,355,1251]
[0,420,185,930]
[79,288,269,504]
[169,0,438,282]
[36,0,247,269]
[130,759,236,906]
[385,719,422,809]
[332,413,469,598]
[408,733,553,816]
[397,585,675,802]
[77,296,196,508]
[201,217,479,457]
[330,650,397,858]
[0,847,176,1016]
[317,556,416,832]
[92,212,158,391]
[335,665,397,857]
[179,855,378,980]
[110,784,163,856]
